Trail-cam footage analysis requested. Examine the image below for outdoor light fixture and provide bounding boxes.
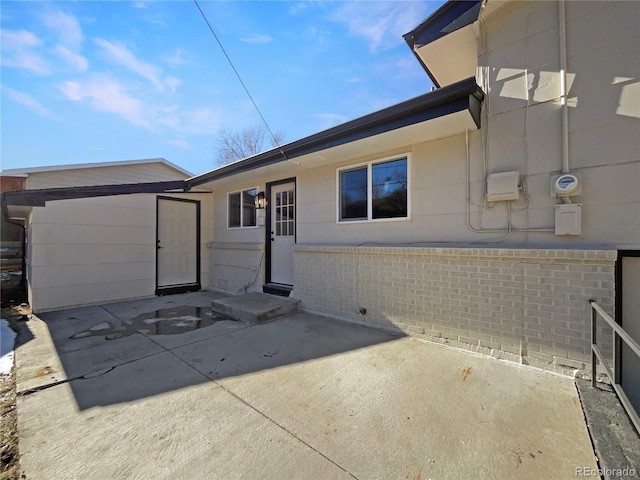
[254,191,266,209]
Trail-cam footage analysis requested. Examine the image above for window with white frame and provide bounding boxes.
[338,156,409,222]
[228,187,257,228]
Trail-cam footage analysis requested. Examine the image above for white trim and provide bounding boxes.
[227,186,259,229]
[336,153,411,224]
[0,158,192,177]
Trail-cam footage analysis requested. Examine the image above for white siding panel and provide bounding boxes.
[565,1,640,59]
[32,262,153,288]
[32,279,156,313]
[569,36,640,97]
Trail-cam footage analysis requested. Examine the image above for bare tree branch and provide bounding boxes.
[215,124,285,166]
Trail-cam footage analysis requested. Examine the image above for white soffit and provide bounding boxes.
[6,205,32,220]
[416,24,478,88]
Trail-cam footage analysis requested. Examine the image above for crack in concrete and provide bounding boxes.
[17,366,116,397]
[17,349,167,397]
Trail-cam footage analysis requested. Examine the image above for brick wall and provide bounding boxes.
[293,246,616,376]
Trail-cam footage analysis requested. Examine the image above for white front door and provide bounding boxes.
[270,182,295,285]
[157,197,200,293]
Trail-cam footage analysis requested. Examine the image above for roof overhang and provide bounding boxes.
[403,0,483,88]
[189,77,484,188]
[0,180,187,208]
[403,0,511,88]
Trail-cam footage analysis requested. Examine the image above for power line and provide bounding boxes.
[192,0,289,161]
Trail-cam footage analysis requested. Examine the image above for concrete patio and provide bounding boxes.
[15,291,598,479]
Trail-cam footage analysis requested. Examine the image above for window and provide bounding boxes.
[228,188,257,228]
[338,156,408,222]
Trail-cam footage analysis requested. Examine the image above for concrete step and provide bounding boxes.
[211,292,300,324]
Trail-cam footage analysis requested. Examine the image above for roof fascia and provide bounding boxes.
[189,77,483,187]
[403,0,482,50]
[0,158,192,177]
[1,180,187,207]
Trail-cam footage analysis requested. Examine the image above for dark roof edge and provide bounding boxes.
[403,0,482,51]
[189,77,483,187]
[1,180,187,207]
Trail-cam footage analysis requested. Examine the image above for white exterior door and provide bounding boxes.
[157,197,199,292]
[270,182,295,285]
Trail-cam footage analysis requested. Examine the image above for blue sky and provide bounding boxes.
[1,1,440,175]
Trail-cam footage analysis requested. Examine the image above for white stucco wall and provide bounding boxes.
[27,192,213,312]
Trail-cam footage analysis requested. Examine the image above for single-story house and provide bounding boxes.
[3,0,639,388]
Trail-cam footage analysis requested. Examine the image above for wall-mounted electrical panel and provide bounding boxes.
[555,203,582,235]
[486,171,520,202]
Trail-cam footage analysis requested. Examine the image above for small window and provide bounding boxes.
[228,188,257,228]
[338,156,408,222]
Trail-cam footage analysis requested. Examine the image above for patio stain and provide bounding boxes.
[69,306,233,340]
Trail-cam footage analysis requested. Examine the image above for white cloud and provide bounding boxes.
[39,10,89,73]
[160,107,221,135]
[329,2,429,52]
[40,10,83,49]
[2,85,53,117]
[94,38,179,92]
[240,34,273,45]
[1,29,41,47]
[165,139,191,150]
[0,29,50,74]
[59,78,151,129]
[314,113,350,130]
[165,76,182,94]
[59,76,220,135]
[164,48,187,67]
[53,45,89,72]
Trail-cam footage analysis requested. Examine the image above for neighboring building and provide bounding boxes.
[2,159,214,312]
[1,175,26,242]
[3,1,639,383]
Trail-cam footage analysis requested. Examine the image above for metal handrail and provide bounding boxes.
[589,299,640,434]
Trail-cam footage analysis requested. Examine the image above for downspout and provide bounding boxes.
[559,0,570,174]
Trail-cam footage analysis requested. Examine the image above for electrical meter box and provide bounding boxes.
[555,203,582,235]
[486,171,520,202]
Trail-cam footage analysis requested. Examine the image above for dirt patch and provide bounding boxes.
[0,362,20,480]
[1,255,28,480]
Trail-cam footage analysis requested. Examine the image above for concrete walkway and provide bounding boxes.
[15,292,598,479]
